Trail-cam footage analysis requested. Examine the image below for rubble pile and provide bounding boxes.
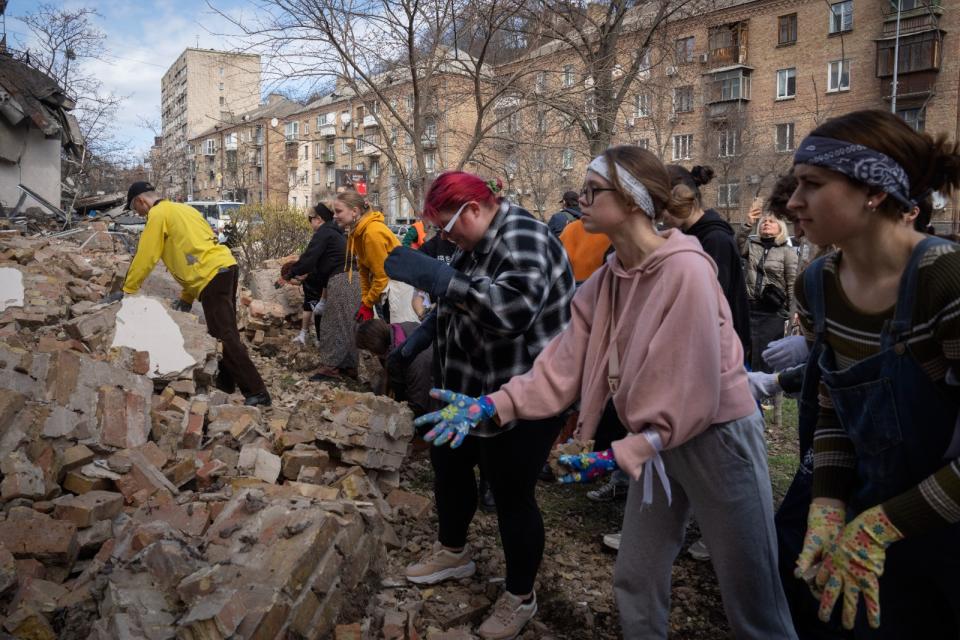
[0,233,418,639]
[237,255,304,349]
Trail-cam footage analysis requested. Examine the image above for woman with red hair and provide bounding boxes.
[385,171,575,640]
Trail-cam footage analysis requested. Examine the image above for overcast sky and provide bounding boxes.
[7,0,261,159]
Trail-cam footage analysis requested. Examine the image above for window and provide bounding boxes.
[828,59,851,91]
[406,94,415,110]
[204,139,216,155]
[718,128,740,157]
[291,197,297,208]
[424,151,436,174]
[634,93,651,118]
[563,65,574,87]
[355,136,365,152]
[535,150,546,172]
[536,110,547,134]
[675,36,695,63]
[285,121,299,140]
[341,137,350,153]
[370,160,379,180]
[877,32,941,76]
[355,163,364,171]
[369,192,380,207]
[224,132,237,150]
[424,116,437,142]
[302,144,309,160]
[673,134,693,161]
[776,68,796,99]
[219,96,225,106]
[829,1,853,34]
[718,180,740,208]
[635,139,649,150]
[776,123,795,152]
[219,67,224,77]
[314,142,322,157]
[673,86,694,113]
[288,169,296,185]
[218,82,224,91]
[898,107,925,132]
[302,121,309,135]
[562,148,574,170]
[778,14,797,45]
[390,127,399,145]
[535,72,546,93]
[314,169,321,183]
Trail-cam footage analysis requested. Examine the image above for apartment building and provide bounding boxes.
[188,94,301,204]
[499,0,956,224]
[160,48,262,200]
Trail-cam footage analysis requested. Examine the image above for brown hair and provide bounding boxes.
[667,164,715,220]
[599,145,684,220]
[355,319,391,355]
[809,109,960,220]
[766,171,798,220]
[335,190,371,214]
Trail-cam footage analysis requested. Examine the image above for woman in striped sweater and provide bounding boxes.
[788,109,960,638]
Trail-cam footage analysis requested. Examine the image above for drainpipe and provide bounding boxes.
[890,0,902,113]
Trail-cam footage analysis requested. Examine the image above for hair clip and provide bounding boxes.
[486,178,503,195]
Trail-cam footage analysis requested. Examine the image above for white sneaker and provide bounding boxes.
[688,538,710,561]
[478,590,537,640]
[404,542,476,585]
[602,533,621,551]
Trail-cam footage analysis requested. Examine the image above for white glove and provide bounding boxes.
[747,371,781,400]
[312,299,326,317]
[762,335,809,371]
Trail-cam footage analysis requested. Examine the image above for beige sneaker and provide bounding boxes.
[405,542,476,585]
[477,590,537,640]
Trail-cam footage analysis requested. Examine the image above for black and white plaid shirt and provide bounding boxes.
[435,202,575,436]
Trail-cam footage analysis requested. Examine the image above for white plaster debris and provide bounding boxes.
[111,295,196,377]
[0,267,24,312]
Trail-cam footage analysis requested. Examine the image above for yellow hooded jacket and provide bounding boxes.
[122,200,237,304]
[346,210,399,308]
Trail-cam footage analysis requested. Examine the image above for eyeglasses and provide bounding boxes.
[443,201,470,234]
[579,185,617,206]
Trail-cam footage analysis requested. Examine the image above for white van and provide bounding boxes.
[186,201,244,242]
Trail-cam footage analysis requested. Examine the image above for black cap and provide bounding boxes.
[125,181,156,210]
[561,190,579,206]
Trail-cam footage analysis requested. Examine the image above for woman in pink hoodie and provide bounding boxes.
[416,146,797,639]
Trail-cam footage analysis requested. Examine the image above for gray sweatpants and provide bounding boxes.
[613,411,797,640]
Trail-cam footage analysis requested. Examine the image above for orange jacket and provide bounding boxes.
[559,219,611,283]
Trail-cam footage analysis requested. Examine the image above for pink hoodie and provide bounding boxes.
[488,229,755,480]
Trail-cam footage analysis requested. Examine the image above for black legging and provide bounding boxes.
[430,416,562,595]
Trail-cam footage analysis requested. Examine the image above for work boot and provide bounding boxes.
[478,478,496,513]
[243,392,272,407]
[405,542,476,585]
[478,590,537,640]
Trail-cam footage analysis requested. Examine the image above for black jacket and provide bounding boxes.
[289,222,346,291]
[685,209,752,358]
[547,206,581,237]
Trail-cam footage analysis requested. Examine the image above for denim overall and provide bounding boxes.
[782,237,960,638]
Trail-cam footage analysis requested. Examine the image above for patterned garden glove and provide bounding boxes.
[795,503,846,582]
[815,505,904,629]
[557,449,619,484]
[355,304,374,322]
[413,389,496,448]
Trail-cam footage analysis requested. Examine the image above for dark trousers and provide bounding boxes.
[749,307,788,373]
[430,416,562,595]
[199,265,266,397]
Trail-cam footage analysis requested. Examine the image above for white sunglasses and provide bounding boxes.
[443,201,470,234]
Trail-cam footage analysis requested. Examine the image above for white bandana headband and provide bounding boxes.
[588,155,657,219]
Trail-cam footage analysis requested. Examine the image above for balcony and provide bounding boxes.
[363,145,381,156]
[882,70,938,99]
[707,45,747,68]
[285,134,299,143]
[882,4,942,37]
[362,115,378,128]
[319,124,336,137]
[323,150,336,163]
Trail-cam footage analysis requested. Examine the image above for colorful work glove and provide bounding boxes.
[413,389,496,448]
[814,505,904,630]
[762,335,810,371]
[795,503,846,583]
[355,304,375,322]
[556,449,619,484]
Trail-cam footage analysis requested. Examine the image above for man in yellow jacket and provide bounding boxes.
[103,182,270,407]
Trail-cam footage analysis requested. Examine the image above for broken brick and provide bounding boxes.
[281,447,330,480]
[52,491,123,528]
[387,489,433,520]
[0,512,78,566]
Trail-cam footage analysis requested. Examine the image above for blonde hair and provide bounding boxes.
[335,190,370,214]
[762,215,790,245]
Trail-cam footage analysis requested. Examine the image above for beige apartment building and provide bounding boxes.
[187,94,301,204]
[159,48,262,200]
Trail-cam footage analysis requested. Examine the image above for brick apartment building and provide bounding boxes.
[181,0,957,228]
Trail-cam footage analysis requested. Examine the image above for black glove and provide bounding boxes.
[172,298,192,312]
[386,311,436,374]
[100,291,124,304]
[385,246,456,300]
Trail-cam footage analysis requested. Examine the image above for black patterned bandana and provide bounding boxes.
[794,135,914,210]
